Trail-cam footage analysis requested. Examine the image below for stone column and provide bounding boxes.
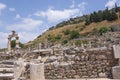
[15,36,20,48]
[7,36,11,53]
[112,45,120,79]
[14,59,26,80]
[39,43,42,49]
[30,63,45,80]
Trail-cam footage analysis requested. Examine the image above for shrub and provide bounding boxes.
[62,39,68,44]
[99,27,111,35]
[55,34,62,40]
[63,29,70,35]
[75,40,81,46]
[70,30,80,39]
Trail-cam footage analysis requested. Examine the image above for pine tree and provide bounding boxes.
[103,7,109,20]
[115,3,118,12]
[107,11,118,21]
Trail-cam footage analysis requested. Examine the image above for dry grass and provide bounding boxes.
[28,19,120,45]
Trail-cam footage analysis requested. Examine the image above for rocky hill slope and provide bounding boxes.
[25,7,120,47]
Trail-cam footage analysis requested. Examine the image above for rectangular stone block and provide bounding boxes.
[112,66,120,79]
[113,45,120,59]
[30,63,45,80]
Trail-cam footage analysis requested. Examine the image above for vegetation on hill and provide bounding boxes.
[26,4,120,47]
[85,4,120,25]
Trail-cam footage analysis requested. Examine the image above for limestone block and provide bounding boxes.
[30,63,45,80]
[113,45,120,58]
[99,72,106,78]
[112,66,120,79]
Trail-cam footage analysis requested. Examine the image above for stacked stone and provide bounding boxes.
[44,48,117,79]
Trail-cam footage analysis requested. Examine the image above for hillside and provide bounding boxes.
[25,7,120,47]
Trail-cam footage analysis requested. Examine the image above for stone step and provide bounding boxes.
[0,68,13,72]
[0,73,14,78]
[0,64,14,68]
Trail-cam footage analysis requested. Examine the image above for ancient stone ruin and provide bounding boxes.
[0,30,120,80]
[7,30,20,53]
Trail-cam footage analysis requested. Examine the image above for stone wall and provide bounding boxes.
[44,47,117,79]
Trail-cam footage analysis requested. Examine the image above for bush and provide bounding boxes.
[55,34,62,40]
[47,35,56,42]
[63,29,70,35]
[75,40,81,46]
[62,39,68,44]
[99,27,111,35]
[70,30,80,39]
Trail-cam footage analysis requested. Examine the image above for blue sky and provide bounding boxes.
[0,0,120,48]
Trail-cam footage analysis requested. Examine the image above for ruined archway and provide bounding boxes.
[7,30,20,52]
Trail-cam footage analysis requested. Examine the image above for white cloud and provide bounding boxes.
[18,32,39,43]
[78,2,87,11]
[35,8,80,23]
[0,32,9,48]
[0,3,6,15]
[9,8,16,12]
[105,0,117,9]
[0,3,6,10]
[34,2,87,23]
[7,18,43,31]
[70,0,75,8]
[16,14,21,19]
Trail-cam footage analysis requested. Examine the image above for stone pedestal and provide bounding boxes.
[30,63,45,80]
[7,38,11,53]
[112,66,120,79]
[113,45,120,58]
[14,59,26,80]
[15,37,20,48]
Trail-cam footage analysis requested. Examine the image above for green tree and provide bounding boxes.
[115,3,119,12]
[103,7,109,20]
[85,16,91,25]
[11,40,24,48]
[107,11,118,21]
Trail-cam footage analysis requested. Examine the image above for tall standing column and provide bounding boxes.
[15,36,20,48]
[7,36,11,53]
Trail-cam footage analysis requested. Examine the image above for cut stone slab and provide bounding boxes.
[112,66,120,79]
[113,45,120,59]
[99,72,106,78]
[30,63,45,80]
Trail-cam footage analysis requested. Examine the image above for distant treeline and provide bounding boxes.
[48,4,120,30]
[85,4,120,25]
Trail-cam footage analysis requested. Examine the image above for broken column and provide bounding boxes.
[113,45,120,65]
[39,43,42,49]
[7,35,11,53]
[30,63,45,80]
[112,45,120,79]
[14,58,26,80]
[15,36,20,48]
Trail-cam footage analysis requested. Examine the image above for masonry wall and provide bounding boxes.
[44,48,117,79]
